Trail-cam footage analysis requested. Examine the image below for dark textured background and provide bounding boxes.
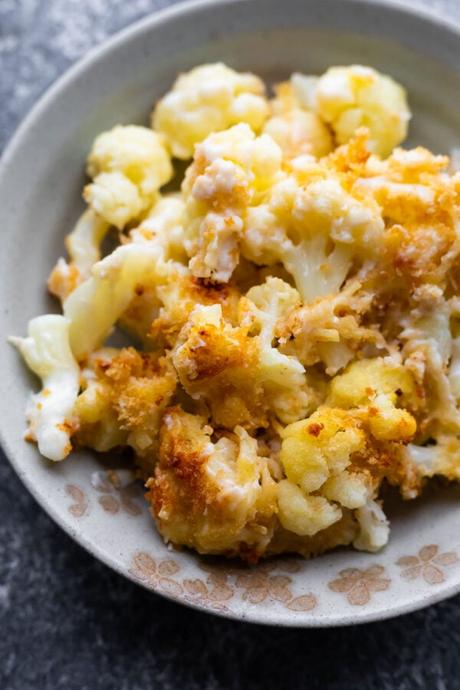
[1,1,460,688]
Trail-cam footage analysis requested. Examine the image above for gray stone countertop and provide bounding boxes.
[1,1,460,688]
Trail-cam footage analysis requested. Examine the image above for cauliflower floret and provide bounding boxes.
[118,195,189,342]
[353,150,458,273]
[64,243,186,360]
[146,407,277,558]
[74,348,127,452]
[278,405,393,549]
[263,108,333,159]
[10,316,79,461]
[284,177,383,302]
[84,172,145,230]
[328,357,417,442]
[406,436,460,481]
[402,296,460,433]
[172,304,267,429]
[292,66,410,156]
[151,275,241,348]
[152,63,270,159]
[174,293,314,429]
[278,281,379,375]
[277,480,342,537]
[75,348,176,462]
[183,123,282,282]
[84,125,173,227]
[241,151,384,303]
[322,470,372,510]
[240,277,313,423]
[129,194,188,264]
[280,408,366,493]
[265,78,333,159]
[48,209,110,302]
[353,499,390,552]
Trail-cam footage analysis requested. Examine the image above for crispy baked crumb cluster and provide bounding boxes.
[12,63,460,562]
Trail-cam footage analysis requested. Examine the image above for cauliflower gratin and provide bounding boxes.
[11,62,460,563]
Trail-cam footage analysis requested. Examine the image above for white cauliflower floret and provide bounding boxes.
[406,436,460,481]
[130,193,188,264]
[64,210,110,278]
[241,277,313,423]
[64,243,186,360]
[277,480,342,537]
[84,171,144,229]
[74,349,127,452]
[84,125,173,227]
[263,108,333,159]
[152,63,270,159]
[292,66,410,156]
[10,316,80,461]
[353,499,390,552]
[278,281,378,376]
[402,296,460,432]
[183,123,282,282]
[322,471,371,510]
[242,172,384,303]
[48,209,110,302]
[285,178,383,301]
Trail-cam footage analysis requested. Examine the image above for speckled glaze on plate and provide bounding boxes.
[1,0,460,627]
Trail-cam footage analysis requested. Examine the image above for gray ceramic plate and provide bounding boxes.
[2,0,460,627]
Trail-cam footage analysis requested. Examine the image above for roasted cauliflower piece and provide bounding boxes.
[151,275,241,348]
[75,347,176,462]
[147,407,277,558]
[48,209,110,302]
[240,277,314,423]
[278,281,379,376]
[241,138,385,303]
[328,357,418,442]
[173,304,267,429]
[280,408,366,493]
[10,316,80,461]
[64,242,187,360]
[152,63,270,159]
[84,125,173,228]
[291,65,410,156]
[183,123,282,282]
[277,408,387,547]
[277,480,342,537]
[129,194,188,264]
[264,81,333,159]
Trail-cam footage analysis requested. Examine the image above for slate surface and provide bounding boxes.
[1,1,460,688]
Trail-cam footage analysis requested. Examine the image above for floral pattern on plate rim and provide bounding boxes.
[396,544,459,584]
[65,470,144,519]
[328,565,391,606]
[65,484,89,518]
[130,552,317,613]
